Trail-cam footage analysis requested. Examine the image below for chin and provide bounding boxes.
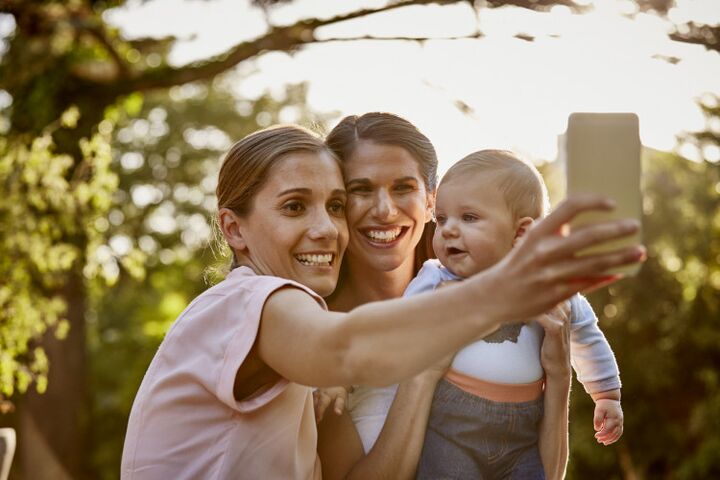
[311,282,336,297]
[449,263,483,279]
[370,248,412,269]
[300,276,338,297]
[371,256,408,273]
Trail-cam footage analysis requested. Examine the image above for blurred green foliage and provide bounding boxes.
[565,98,720,479]
[0,109,116,408]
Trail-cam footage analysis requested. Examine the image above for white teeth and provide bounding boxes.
[295,254,333,266]
[365,228,402,243]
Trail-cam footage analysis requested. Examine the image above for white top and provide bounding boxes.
[347,384,398,454]
[452,321,545,383]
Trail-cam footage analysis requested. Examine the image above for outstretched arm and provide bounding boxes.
[259,195,645,389]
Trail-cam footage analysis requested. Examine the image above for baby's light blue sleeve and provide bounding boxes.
[403,259,445,297]
[569,294,621,394]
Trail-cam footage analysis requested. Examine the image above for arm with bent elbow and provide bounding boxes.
[318,367,445,480]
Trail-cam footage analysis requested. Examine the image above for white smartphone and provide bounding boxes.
[565,112,642,276]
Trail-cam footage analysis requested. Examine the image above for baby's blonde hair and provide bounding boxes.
[440,149,549,220]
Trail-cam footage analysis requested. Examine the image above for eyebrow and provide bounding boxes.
[394,176,419,184]
[346,176,419,185]
[277,188,347,197]
[277,188,311,197]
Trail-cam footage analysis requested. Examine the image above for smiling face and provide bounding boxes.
[343,140,434,273]
[432,174,520,278]
[235,151,349,296]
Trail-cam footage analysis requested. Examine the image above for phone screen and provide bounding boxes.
[565,112,642,276]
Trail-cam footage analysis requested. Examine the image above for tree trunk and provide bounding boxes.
[20,272,88,479]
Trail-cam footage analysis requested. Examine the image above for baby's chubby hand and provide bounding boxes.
[313,386,351,423]
[593,398,624,445]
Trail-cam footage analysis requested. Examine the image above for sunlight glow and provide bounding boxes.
[106,0,720,169]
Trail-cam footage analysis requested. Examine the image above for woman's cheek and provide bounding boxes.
[336,219,350,250]
[400,192,428,217]
[345,196,370,223]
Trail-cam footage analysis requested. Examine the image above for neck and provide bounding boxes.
[328,253,416,312]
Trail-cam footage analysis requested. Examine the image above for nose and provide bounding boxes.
[440,218,459,239]
[372,189,398,220]
[308,209,340,241]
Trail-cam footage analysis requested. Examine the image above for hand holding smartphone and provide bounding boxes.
[565,113,643,276]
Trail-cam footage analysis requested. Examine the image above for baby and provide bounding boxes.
[412,150,623,479]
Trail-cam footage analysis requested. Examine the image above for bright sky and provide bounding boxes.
[107,0,720,172]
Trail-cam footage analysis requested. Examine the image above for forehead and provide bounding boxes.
[262,150,344,192]
[436,175,507,210]
[344,140,422,181]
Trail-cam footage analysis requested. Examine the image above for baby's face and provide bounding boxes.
[432,176,518,278]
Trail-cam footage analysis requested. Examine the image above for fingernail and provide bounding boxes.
[622,219,640,231]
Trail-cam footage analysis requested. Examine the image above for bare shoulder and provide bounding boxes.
[263,286,325,320]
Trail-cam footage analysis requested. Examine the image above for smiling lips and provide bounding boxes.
[295,253,335,267]
[360,226,407,245]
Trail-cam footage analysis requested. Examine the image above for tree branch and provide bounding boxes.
[77,22,130,79]
[670,22,720,54]
[118,0,472,92]
[310,32,484,44]
[485,0,583,12]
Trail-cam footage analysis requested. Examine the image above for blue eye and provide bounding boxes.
[435,215,446,225]
[462,213,479,222]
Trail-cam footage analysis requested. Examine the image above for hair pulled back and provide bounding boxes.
[217,124,332,216]
[325,112,438,192]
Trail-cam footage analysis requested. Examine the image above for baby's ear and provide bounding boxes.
[218,208,248,253]
[513,217,534,246]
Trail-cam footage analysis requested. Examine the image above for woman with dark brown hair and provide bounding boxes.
[317,113,588,479]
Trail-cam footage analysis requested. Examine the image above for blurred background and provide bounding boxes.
[0,0,718,478]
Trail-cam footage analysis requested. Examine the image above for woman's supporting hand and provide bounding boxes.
[538,301,572,378]
[538,301,573,480]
